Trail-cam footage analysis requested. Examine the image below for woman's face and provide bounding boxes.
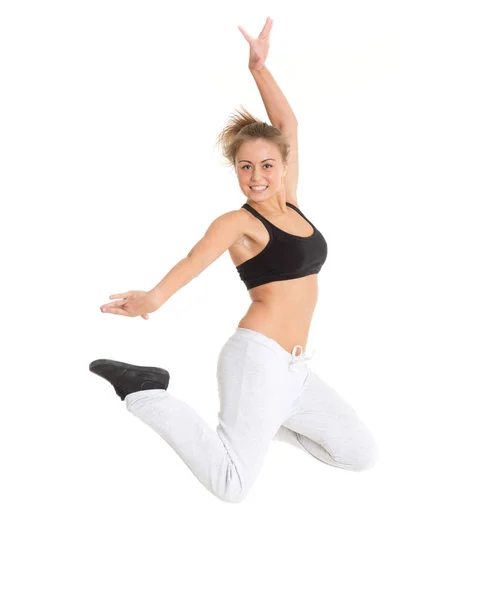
[235,139,287,203]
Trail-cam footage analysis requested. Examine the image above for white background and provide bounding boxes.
[1,0,478,598]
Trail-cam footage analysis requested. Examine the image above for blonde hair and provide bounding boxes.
[215,105,290,172]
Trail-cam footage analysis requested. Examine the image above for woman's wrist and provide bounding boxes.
[147,288,164,312]
[249,62,266,72]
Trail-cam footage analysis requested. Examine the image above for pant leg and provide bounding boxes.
[273,424,307,449]
[282,370,379,471]
[124,330,303,503]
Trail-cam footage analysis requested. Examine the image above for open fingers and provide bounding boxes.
[259,16,273,37]
[100,292,129,310]
[237,24,253,44]
[238,16,273,43]
[100,299,126,310]
[102,306,129,316]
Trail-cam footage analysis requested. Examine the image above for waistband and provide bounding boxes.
[233,327,316,372]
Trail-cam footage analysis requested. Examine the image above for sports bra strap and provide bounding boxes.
[241,203,275,230]
[285,202,305,217]
[242,201,314,233]
[243,202,302,217]
[285,202,316,230]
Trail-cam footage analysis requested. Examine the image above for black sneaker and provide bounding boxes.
[89,359,170,401]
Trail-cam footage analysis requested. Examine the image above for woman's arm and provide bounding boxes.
[238,18,297,129]
[251,66,299,205]
[249,65,297,130]
[148,210,248,310]
[239,20,299,202]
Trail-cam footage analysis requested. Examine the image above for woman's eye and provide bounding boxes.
[242,164,272,170]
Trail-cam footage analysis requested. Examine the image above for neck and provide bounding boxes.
[247,189,288,214]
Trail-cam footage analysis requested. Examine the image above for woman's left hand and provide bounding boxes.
[100,290,157,320]
[238,16,273,71]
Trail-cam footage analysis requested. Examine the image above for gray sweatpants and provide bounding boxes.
[125,327,379,503]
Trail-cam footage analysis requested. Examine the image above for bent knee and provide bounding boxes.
[212,462,253,503]
[217,482,251,503]
[221,490,247,503]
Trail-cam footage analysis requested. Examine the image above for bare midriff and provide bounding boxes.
[230,202,321,355]
[237,274,319,354]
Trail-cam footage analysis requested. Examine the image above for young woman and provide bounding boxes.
[89,17,379,503]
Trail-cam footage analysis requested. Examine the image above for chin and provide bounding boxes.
[244,188,276,201]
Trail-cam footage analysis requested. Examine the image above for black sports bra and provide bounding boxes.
[236,202,328,290]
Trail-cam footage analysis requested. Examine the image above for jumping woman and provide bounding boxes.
[89,17,379,503]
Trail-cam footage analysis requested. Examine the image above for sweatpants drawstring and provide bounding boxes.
[289,345,316,372]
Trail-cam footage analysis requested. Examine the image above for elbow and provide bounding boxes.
[187,244,223,278]
[185,253,210,279]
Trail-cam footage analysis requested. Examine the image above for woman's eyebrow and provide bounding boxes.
[238,158,276,163]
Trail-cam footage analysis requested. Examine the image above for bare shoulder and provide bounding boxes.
[205,208,250,240]
[185,209,250,268]
[220,208,250,227]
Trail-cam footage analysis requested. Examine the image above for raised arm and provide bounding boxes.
[250,66,299,204]
[249,66,297,130]
[238,18,297,129]
[239,18,299,203]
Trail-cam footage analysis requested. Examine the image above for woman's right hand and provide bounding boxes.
[100,290,158,320]
[238,16,274,71]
